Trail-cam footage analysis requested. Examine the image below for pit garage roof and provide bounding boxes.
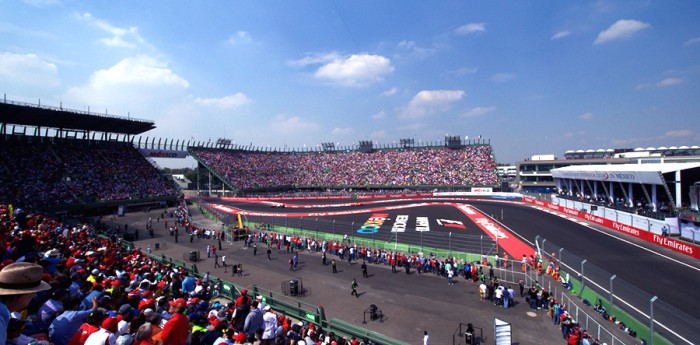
[0,101,155,135]
[551,162,700,185]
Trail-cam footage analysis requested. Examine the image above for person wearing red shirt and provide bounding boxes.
[159,298,189,345]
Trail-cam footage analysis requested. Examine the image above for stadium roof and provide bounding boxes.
[0,100,155,135]
[551,162,700,185]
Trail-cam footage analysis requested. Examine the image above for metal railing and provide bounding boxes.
[536,236,693,345]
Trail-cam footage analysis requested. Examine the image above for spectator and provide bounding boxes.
[159,298,189,345]
[0,262,53,345]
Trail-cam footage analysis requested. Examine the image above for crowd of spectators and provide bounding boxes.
[556,189,675,219]
[0,204,382,345]
[190,146,497,190]
[0,140,179,210]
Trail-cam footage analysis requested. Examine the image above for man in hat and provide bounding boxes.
[160,298,189,345]
[0,262,52,345]
[261,305,277,345]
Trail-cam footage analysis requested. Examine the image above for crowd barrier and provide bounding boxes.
[522,196,700,260]
[534,236,695,345]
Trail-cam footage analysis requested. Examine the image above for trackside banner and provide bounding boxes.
[139,149,188,158]
[550,169,663,185]
[522,197,700,259]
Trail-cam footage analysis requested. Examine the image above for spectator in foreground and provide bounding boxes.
[0,262,52,345]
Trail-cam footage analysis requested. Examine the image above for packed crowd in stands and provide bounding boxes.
[0,140,179,210]
[0,204,386,345]
[190,146,498,190]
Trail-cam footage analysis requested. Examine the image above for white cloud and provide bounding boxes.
[563,131,586,138]
[635,77,684,90]
[269,114,319,134]
[62,55,189,112]
[227,31,252,45]
[594,19,650,45]
[579,112,594,120]
[400,90,465,119]
[452,67,478,76]
[684,37,700,46]
[288,52,340,68]
[314,54,394,87]
[331,127,354,136]
[0,52,60,87]
[490,73,515,83]
[463,106,496,117]
[381,87,397,97]
[455,23,486,35]
[79,12,148,49]
[551,31,571,40]
[372,111,386,120]
[663,129,692,138]
[89,56,188,87]
[195,93,252,109]
[396,40,436,58]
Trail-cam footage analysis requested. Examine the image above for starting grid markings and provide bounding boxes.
[359,214,468,234]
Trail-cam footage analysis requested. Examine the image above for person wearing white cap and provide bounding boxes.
[255,295,266,311]
[0,262,52,345]
[261,305,277,344]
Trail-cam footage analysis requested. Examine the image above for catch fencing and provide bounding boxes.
[536,236,697,345]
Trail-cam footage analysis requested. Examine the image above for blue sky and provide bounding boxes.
[1,0,699,167]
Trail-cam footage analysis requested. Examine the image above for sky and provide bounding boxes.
[1,0,699,168]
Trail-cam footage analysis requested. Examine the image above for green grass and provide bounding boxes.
[562,273,670,345]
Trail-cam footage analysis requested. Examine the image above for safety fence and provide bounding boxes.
[536,236,694,345]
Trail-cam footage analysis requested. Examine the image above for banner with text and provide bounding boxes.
[522,197,700,259]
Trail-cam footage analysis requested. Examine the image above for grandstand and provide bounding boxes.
[189,144,498,194]
[0,99,181,213]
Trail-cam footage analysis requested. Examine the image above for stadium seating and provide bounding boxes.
[0,139,179,209]
[190,146,498,191]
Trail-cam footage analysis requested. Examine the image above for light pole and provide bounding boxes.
[610,275,616,313]
[580,259,587,296]
[449,232,452,257]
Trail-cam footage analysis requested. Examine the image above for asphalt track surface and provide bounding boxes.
[213,197,700,319]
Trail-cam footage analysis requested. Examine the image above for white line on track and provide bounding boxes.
[529,205,700,272]
[469,205,535,247]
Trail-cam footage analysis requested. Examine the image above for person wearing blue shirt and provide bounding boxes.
[181,273,197,296]
[49,296,98,345]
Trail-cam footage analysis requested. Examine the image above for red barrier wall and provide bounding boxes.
[522,197,700,260]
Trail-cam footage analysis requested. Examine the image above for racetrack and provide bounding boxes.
[209,196,700,322]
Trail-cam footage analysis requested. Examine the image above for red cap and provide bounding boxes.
[101,317,119,330]
[169,298,187,309]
